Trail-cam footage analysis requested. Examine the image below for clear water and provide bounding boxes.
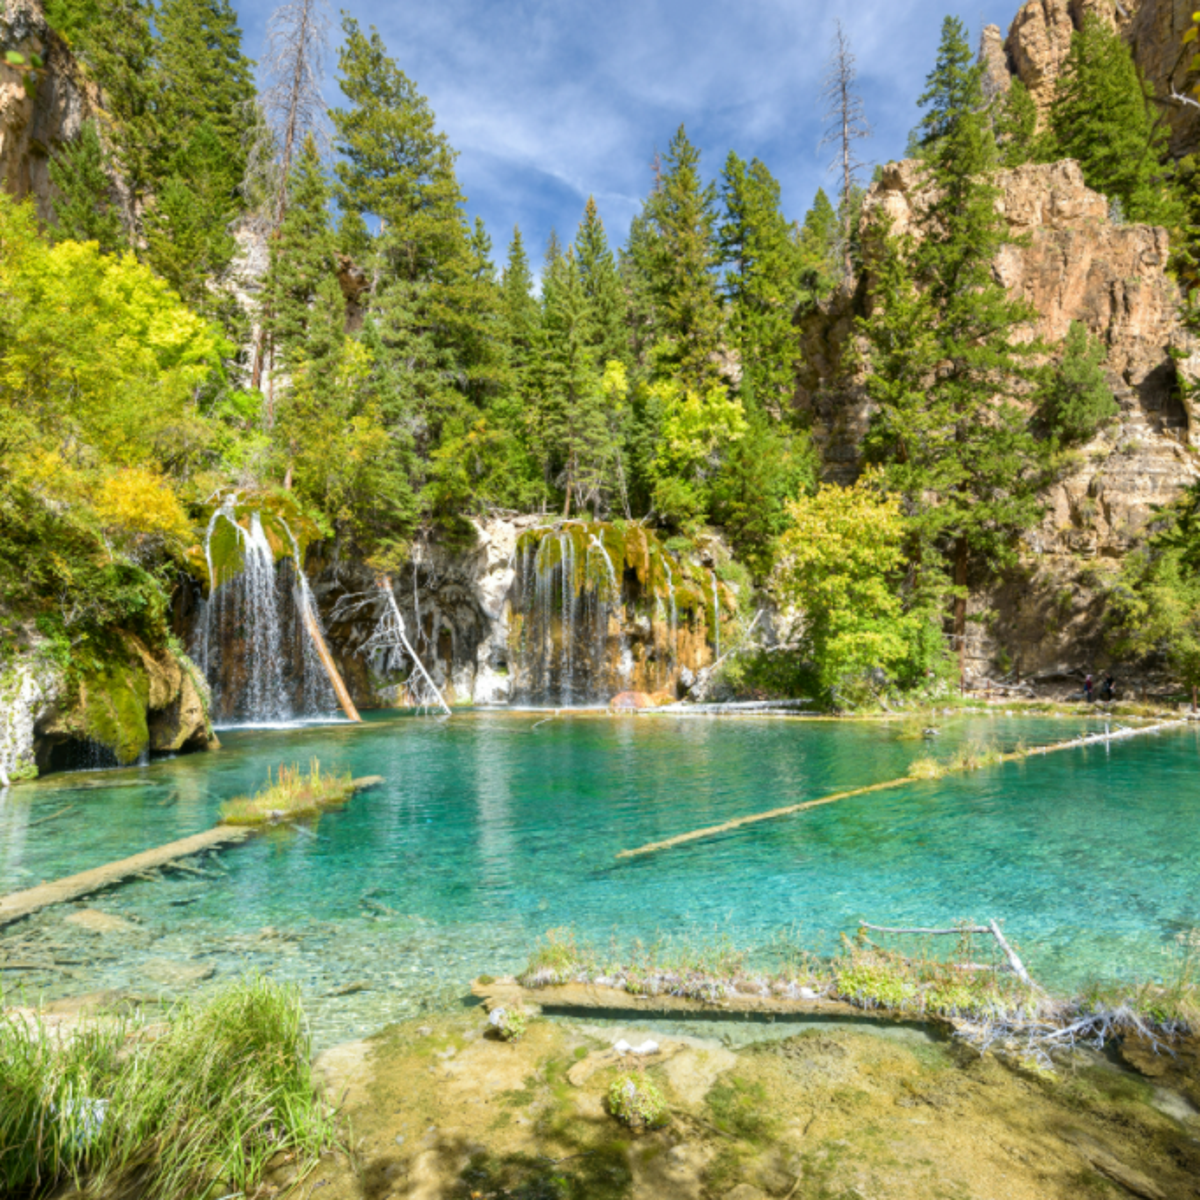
[2,711,1198,1048]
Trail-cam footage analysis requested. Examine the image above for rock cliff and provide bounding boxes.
[0,0,102,221]
[797,159,1199,684]
[990,0,1199,158]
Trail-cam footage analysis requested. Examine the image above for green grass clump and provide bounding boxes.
[220,758,353,826]
[607,1072,667,1129]
[907,756,944,780]
[518,927,592,986]
[0,976,335,1200]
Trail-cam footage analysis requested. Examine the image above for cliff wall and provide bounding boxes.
[797,160,1200,685]
[0,0,100,221]
[987,0,1199,158]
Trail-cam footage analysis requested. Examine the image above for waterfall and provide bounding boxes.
[510,522,708,706]
[589,532,628,687]
[662,551,678,669]
[192,505,337,726]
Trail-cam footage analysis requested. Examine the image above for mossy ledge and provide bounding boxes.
[30,632,217,774]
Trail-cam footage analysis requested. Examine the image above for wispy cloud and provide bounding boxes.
[234,0,1020,260]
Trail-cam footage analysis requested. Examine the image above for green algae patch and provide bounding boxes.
[219,759,364,826]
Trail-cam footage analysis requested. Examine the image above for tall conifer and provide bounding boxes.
[644,126,723,390]
[1048,14,1175,224]
[154,0,256,182]
[860,15,1047,672]
[574,197,627,368]
[49,122,126,252]
[718,152,800,415]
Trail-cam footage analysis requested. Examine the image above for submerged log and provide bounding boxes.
[617,719,1186,859]
[0,826,252,928]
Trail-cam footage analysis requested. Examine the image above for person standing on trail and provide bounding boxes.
[1102,674,1114,702]
[1084,673,1093,702]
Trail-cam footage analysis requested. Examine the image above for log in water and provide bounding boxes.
[616,719,1186,860]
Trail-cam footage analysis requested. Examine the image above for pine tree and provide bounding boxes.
[1048,15,1176,224]
[1039,321,1118,443]
[48,121,126,252]
[538,251,616,517]
[794,188,840,307]
[914,17,977,150]
[500,227,538,363]
[860,15,1047,673]
[261,134,338,374]
[619,209,661,377]
[574,197,628,368]
[644,125,723,391]
[153,0,256,183]
[331,18,507,523]
[143,121,239,306]
[718,152,800,415]
[992,79,1041,168]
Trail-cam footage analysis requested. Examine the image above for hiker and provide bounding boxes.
[1084,673,1093,702]
[1101,673,1115,702]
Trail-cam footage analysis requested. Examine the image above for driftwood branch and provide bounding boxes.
[861,919,1042,992]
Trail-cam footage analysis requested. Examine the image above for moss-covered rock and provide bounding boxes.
[34,634,217,770]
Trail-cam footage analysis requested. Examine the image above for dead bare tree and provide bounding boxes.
[245,0,331,397]
[820,21,872,281]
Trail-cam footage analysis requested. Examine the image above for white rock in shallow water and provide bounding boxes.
[613,1038,659,1056]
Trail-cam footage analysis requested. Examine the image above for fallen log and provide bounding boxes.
[0,826,252,928]
[616,719,1185,860]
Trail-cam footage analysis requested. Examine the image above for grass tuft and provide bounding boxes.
[0,976,335,1200]
[220,758,354,826]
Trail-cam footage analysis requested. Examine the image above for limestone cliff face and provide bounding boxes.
[995,0,1199,158]
[797,160,1200,683]
[0,0,100,221]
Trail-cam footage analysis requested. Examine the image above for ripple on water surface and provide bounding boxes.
[1,711,1197,1047]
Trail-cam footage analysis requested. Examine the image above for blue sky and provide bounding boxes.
[232,0,1019,265]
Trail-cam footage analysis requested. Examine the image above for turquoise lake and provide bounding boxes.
[1,711,1198,1046]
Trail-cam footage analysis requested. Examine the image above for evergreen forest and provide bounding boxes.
[4,0,1200,702]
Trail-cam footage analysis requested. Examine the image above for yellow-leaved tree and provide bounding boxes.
[0,195,223,639]
[776,475,947,704]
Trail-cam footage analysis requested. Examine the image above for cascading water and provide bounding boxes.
[192,505,337,726]
[510,521,723,705]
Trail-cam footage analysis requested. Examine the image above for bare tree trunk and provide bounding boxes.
[821,21,871,284]
[954,535,968,679]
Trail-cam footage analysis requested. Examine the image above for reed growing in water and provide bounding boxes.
[220,758,354,826]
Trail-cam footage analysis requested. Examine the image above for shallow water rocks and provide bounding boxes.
[139,958,215,989]
[64,908,138,936]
